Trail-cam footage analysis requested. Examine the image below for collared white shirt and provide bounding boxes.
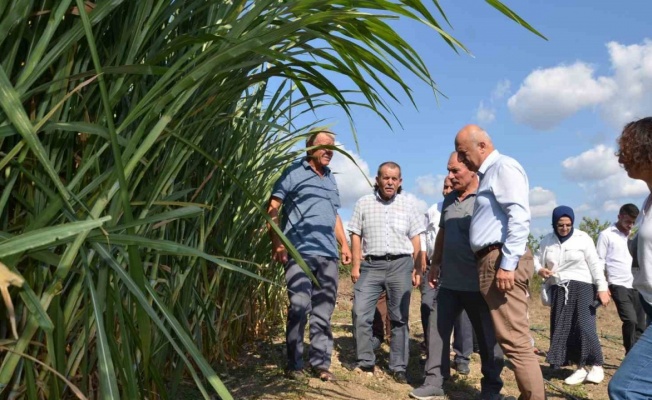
[348,192,425,256]
[424,202,442,259]
[470,150,530,271]
[534,230,608,292]
[633,194,652,304]
[596,224,634,288]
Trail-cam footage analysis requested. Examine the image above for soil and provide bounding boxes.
[224,273,626,400]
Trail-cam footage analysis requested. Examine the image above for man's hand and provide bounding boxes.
[351,265,361,283]
[341,245,352,265]
[428,264,440,289]
[598,290,611,306]
[412,269,421,287]
[537,269,553,279]
[495,268,515,292]
[272,244,288,264]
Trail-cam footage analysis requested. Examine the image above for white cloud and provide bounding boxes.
[575,203,592,213]
[562,144,649,204]
[403,191,429,214]
[474,80,511,126]
[329,142,373,208]
[475,101,495,125]
[602,200,621,212]
[594,171,649,198]
[561,145,621,181]
[508,62,616,130]
[529,187,557,218]
[508,39,652,130]
[415,174,446,197]
[491,79,511,100]
[601,40,652,127]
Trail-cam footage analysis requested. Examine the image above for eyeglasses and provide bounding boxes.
[556,224,572,228]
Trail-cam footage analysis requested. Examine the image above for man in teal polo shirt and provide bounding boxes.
[267,130,351,381]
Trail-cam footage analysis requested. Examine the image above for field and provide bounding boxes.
[223,273,626,400]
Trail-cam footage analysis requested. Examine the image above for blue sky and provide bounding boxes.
[294,0,652,237]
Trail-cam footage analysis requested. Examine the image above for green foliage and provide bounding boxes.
[0,0,542,398]
[527,233,544,255]
[579,217,612,244]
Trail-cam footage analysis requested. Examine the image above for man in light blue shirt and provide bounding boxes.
[268,131,351,382]
[455,125,544,400]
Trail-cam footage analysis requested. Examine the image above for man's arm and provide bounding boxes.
[410,234,421,287]
[428,228,444,288]
[335,215,352,265]
[494,163,530,271]
[267,197,288,264]
[350,233,362,283]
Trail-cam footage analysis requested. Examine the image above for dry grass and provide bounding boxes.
[225,273,625,399]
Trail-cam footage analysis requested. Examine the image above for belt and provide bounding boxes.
[474,243,503,259]
[364,254,411,262]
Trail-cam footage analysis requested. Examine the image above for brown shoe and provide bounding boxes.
[312,367,336,381]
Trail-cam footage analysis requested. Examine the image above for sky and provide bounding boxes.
[292,0,652,238]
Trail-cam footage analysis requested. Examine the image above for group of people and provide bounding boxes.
[266,117,652,400]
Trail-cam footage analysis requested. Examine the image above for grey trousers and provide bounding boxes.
[284,255,338,371]
[353,256,413,372]
[421,269,474,363]
[424,288,504,396]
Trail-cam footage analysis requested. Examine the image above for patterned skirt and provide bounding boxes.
[545,280,604,367]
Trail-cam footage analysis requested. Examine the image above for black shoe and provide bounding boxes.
[352,364,375,376]
[392,370,408,384]
[452,361,470,375]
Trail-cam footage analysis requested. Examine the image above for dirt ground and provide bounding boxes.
[224,273,627,400]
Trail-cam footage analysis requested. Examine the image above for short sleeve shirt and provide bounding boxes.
[439,191,479,292]
[348,192,424,256]
[271,159,341,258]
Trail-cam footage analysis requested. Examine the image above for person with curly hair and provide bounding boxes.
[609,116,652,399]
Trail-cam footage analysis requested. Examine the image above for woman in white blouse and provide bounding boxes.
[609,117,652,399]
[534,206,610,386]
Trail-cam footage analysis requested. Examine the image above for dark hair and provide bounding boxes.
[619,203,640,218]
[376,161,401,177]
[616,117,652,171]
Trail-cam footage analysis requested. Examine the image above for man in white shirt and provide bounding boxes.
[597,203,646,353]
[455,125,545,400]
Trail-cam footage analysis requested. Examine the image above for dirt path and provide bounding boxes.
[226,273,625,399]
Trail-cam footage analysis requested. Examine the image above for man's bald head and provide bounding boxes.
[454,124,495,172]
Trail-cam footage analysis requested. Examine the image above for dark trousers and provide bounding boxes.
[424,288,504,396]
[610,284,647,353]
[421,276,474,363]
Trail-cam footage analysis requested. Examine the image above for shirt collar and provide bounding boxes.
[375,190,397,204]
[302,158,330,176]
[477,149,500,177]
[610,223,629,237]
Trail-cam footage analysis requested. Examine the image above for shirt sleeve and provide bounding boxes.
[329,174,341,210]
[493,162,531,271]
[348,198,363,236]
[271,168,292,201]
[584,235,608,291]
[408,203,426,239]
[595,232,608,269]
[533,242,544,273]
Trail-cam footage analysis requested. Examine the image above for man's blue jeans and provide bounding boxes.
[284,255,338,371]
[353,256,413,372]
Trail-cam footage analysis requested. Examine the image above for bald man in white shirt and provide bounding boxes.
[455,125,545,400]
